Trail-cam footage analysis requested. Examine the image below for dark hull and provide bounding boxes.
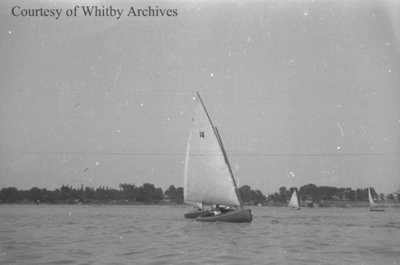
[196,209,252,223]
[370,207,385,212]
[289,207,301,210]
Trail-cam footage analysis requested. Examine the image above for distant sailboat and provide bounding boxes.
[288,190,300,210]
[368,188,385,212]
[183,92,252,223]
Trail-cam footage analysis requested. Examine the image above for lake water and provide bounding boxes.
[0,204,399,265]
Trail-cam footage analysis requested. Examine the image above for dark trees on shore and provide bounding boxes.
[0,183,164,204]
[0,182,397,205]
[165,185,184,203]
[0,187,20,203]
[238,185,266,205]
[0,183,267,205]
[266,184,392,203]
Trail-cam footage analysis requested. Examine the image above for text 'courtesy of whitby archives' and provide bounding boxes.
[11,6,179,20]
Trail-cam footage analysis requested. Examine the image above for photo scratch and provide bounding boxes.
[336,122,344,137]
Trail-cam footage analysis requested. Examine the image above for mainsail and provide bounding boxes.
[183,94,241,207]
[368,188,376,208]
[288,190,299,209]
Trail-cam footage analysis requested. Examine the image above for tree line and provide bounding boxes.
[0,183,169,204]
[0,183,398,204]
[0,183,265,205]
[266,184,400,203]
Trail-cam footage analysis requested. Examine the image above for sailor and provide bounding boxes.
[213,205,221,215]
[219,205,230,213]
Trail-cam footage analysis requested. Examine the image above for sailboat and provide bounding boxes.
[183,92,252,223]
[368,188,385,212]
[288,190,300,210]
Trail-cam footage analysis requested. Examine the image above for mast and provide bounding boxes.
[196,92,244,209]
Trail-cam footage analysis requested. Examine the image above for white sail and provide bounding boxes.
[368,188,376,208]
[183,95,240,207]
[288,190,300,209]
[183,127,192,203]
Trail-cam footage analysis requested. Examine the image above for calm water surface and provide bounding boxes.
[0,205,399,265]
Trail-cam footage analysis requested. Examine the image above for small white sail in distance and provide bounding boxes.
[368,188,376,208]
[288,190,300,209]
[183,94,240,207]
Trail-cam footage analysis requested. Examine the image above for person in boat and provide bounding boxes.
[201,210,213,217]
[191,206,201,212]
[219,205,234,214]
[212,205,222,216]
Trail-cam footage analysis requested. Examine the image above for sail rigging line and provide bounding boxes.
[196,92,243,208]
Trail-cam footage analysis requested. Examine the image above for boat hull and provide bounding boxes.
[184,211,204,219]
[196,209,252,223]
[370,207,385,212]
[289,207,301,210]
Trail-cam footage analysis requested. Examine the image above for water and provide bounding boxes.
[0,205,399,265]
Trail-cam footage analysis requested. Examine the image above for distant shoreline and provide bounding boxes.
[0,200,184,206]
[264,201,400,208]
[1,201,399,208]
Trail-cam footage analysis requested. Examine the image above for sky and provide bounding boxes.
[0,0,399,195]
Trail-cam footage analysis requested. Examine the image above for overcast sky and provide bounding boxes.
[1,0,399,194]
